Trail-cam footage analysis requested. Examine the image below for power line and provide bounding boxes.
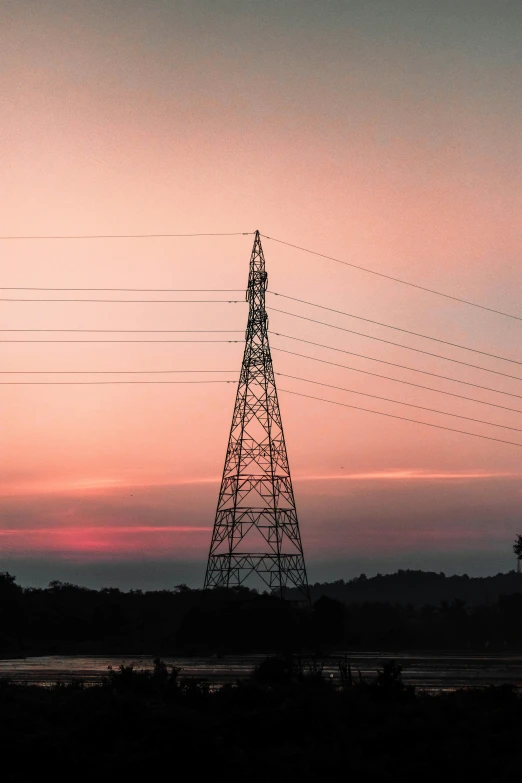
[13,347,521,416]
[271,347,522,415]
[278,388,522,449]
[0,380,235,385]
[4,229,517,319]
[0,369,237,374]
[5,290,515,365]
[269,291,521,367]
[268,308,522,383]
[0,330,243,333]
[262,235,522,323]
[0,288,244,292]
[0,298,245,303]
[276,373,522,433]
[0,339,242,343]
[0,232,253,239]
[270,332,522,402]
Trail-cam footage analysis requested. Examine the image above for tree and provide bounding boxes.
[0,572,20,594]
[513,535,522,573]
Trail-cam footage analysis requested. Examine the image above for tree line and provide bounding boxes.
[3,569,522,655]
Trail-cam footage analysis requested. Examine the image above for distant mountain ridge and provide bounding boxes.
[288,569,522,607]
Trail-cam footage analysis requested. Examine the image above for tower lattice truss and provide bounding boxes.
[204,231,310,600]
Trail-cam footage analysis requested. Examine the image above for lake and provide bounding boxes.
[2,652,522,690]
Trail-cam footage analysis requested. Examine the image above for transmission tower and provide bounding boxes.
[204,231,310,602]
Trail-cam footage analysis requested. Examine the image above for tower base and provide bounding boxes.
[205,553,309,600]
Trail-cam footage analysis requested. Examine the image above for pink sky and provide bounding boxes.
[1,2,521,584]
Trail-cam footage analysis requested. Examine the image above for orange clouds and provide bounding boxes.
[0,469,520,561]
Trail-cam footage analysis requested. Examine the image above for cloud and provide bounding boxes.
[294,470,522,482]
[1,469,519,560]
[0,525,211,559]
[0,475,221,498]
[1,468,517,499]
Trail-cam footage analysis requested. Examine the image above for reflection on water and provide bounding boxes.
[1,653,522,690]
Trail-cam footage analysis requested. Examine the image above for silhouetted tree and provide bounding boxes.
[513,535,522,573]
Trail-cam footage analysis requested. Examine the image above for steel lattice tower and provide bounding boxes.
[204,231,310,602]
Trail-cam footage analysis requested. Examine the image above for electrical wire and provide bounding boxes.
[262,235,522,322]
[277,388,522,449]
[268,308,522,383]
[0,370,237,374]
[4,228,517,319]
[271,347,522,415]
[0,298,244,303]
[0,380,234,386]
[0,339,242,343]
[0,330,243,333]
[8,346,520,413]
[269,332,522,402]
[269,291,522,367]
[0,232,253,239]
[276,373,522,433]
[8,341,521,413]
[0,288,244,292]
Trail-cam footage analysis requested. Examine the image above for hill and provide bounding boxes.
[287,569,522,607]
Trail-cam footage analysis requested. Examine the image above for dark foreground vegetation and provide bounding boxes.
[1,658,522,782]
[3,569,522,655]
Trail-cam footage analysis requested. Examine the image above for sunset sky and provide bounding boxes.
[1,1,521,588]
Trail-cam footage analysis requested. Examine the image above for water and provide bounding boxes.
[2,652,522,690]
